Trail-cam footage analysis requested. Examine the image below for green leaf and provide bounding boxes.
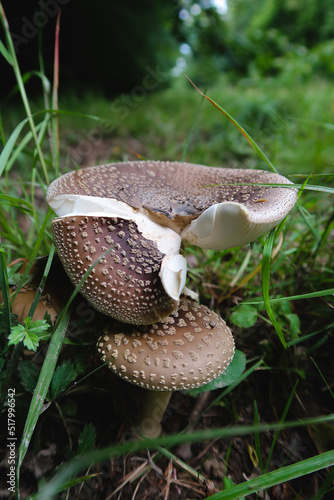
[50,360,77,400]
[185,350,246,396]
[18,360,40,393]
[230,304,258,328]
[77,423,97,455]
[8,318,51,351]
[7,271,23,286]
[8,324,27,345]
[26,319,50,336]
[22,331,39,351]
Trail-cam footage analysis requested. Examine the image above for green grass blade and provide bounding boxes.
[206,449,334,499]
[206,360,265,410]
[181,88,206,161]
[51,11,61,177]
[206,182,334,195]
[16,308,71,477]
[253,400,264,471]
[0,5,49,184]
[0,194,33,212]
[310,357,334,400]
[312,467,334,500]
[0,117,29,177]
[11,208,53,301]
[0,245,19,414]
[0,237,11,333]
[26,70,51,94]
[185,75,278,173]
[262,228,286,347]
[26,473,102,500]
[4,121,45,174]
[243,288,334,305]
[314,209,334,255]
[264,380,298,472]
[0,36,12,64]
[294,183,334,195]
[34,415,334,499]
[54,246,115,330]
[27,245,55,319]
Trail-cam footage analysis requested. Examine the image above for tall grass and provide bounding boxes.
[0,5,333,499]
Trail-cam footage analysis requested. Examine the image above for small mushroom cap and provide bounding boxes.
[1,285,60,324]
[0,258,69,325]
[181,200,286,250]
[96,299,235,391]
[47,161,297,249]
[51,214,185,325]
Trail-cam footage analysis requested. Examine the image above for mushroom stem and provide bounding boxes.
[137,390,172,438]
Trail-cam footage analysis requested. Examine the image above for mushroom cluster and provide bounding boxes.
[46,161,297,434]
[47,161,297,323]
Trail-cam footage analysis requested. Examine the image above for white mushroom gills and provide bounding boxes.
[48,193,187,303]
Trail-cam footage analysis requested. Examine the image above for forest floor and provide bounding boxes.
[1,75,334,499]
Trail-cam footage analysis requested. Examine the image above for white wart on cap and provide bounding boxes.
[96,299,235,391]
[51,215,186,325]
[46,161,298,250]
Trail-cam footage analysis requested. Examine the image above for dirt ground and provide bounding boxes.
[1,288,332,499]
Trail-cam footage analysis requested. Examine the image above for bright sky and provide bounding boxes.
[173,0,229,75]
[212,0,228,15]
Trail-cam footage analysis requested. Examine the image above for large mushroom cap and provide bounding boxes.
[46,161,298,250]
[96,299,235,391]
[51,215,185,325]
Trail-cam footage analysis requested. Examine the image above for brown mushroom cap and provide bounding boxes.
[96,299,235,391]
[46,161,297,234]
[0,285,60,324]
[51,214,180,325]
[0,258,69,325]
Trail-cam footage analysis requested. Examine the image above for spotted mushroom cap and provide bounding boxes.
[51,214,185,325]
[96,299,235,391]
[46,161,297,250]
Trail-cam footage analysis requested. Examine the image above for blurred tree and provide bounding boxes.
[173,1,237,84]
[0,0,183,98]
[225,0,334,76]
[230,0,334,46]
[185,5,232,84]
